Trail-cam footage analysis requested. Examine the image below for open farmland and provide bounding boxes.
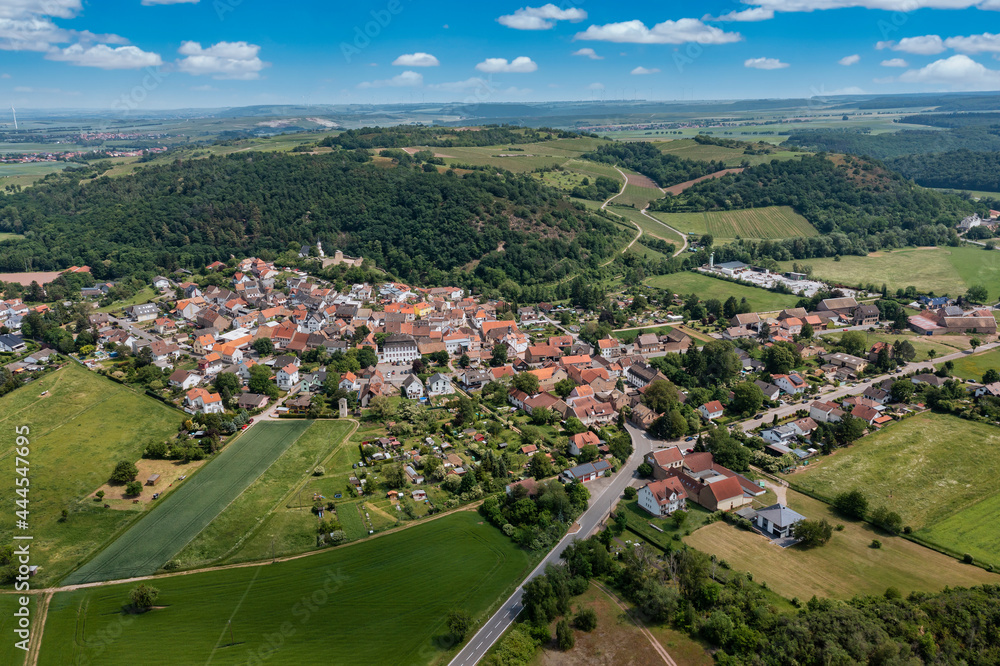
[171,420,356,569]
[39,512,536,666]
[62,420,312,584]
[685,489,999,601]
[940,348,1000,380]
[788,413,1000,569]
[779,245,1000,300]
[645,271,799,312]
[607,205,685,249]
[821,330,969,362]
[655,138,809,166]
[0,363,182,585]
[652,206,816,243]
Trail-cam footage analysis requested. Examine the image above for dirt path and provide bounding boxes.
[591,581,677,666]
[24,590,51,666]
[639,207,688,257]
[600,166,643,267]
[663,168,743,196]
[764,479,788,505]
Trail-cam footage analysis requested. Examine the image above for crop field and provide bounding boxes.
[645,271,799,312]
[436,137,609,173]
[606,205,684,249]
[39,512,536,666]
[653,206,816,243]
[614,180,663,209]
[655,138,809,166]
[788,413,1000,569]
[171,420,356,569]
[780,245,1000,300]
[62,420,313,584]
[0,363,182,585]
[685,489,998,601]
[0,595,28,666]
[938,348,1000,381]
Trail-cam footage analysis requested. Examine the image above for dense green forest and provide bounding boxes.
[887,149,1000,193]
[654,154,982,260]
[318,124,577,149]
[784,127,1000,159]
[899,113,1000,129]
[0,150,628,287]
[582,142,726,188]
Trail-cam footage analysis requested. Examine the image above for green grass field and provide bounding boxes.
[780,245,1000,300]
[171,420,355,569]
[788,413,1000,568]
[0,363,182,585]
[0,232,24,241]
[821,331,970,362]
[0,594,28,666]
[651,206,816,243]
[655,138,809,167]
[606,205,685,248]
[685,489,998,601]
[645,271,799,312]
[938,348,1000,381]
[40,512,535,666]
[63,421,313,584]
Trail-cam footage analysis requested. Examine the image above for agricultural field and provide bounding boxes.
[626,242,667,262]
[938,347,1000,381]
[62,420,313,584]
[0,232,24,241]
[171,420,356,569]
[0,363,182,585]
[645,271,800,312]
[606,205,685,248]
[779,245,1000,300]
[95,286,159,313]
[685,489,999,602]
[788,413,1000,569]
[655,138,809,167]
[0,161,69,188]
[436,137,608,173]
[821,330,970,362]
[651,206,816,244]
[0,594,29,666]
[39,512,536,666]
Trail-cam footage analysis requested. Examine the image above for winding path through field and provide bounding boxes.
[591,581,676,666]
[600,166,643,266]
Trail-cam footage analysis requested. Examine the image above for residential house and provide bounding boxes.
[754,380,780,401]
[276,363,299,391]
[596,338,622,359]
[644,446,684,479]
[821,352,868,375]
[184,388,224,414]
[426,373,454,396]
[638,478,688,517]
[853,305,880,327]
[402,375,425,400]
[125,303,159,322]
[851,404,879,426]
[0,334,26,353]
[810,401,843,423]
[790,417,818,438]
[699,400,725,421]
[380,333,419,364]
[763,425,798,445]
[568,431,601,457]
[635,333,660,354]
[754,504,806,539]
[237,393,269,410]
[168,369,201,390]
[773,373,807,395]
[561,460,612,483]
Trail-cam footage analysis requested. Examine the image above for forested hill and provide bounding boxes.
[887,150,1000,193]
[0,150,628,286]
[784,127,1000,159]
[582,142,725,188]
[319,125,577,149]
[654,154,983,259]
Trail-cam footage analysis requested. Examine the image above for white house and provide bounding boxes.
[754,503,807,539]
[699,400,725,421]
[773,373,807,395]
[276,363,299,391]
[168,369,201,390]
[638,478,688,517]
[339,371,361,392]
[380,333,419,364]
[184,388,224,414]
[402,375,425,399]
[426,373,454,396]
[762,425,798,445]
[809,401,843,423]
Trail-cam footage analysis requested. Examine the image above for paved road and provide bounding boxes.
[449,423,658,666]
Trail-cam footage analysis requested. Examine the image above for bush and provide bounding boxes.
[871,539,882,549]
[313,466,325,476]
[833,489,868,520]
[110,460,138,484]
[963,553,974,564]
[574,607,598,632]
[623,486,637,500]
[129,584,159,611]
[447,609,473,640]
[870,505,903,534]
[556,618,575,651]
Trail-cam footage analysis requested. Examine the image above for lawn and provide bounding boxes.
[821,330,970,362]
[645,271,800,312]
[939,347,1000,381]
[613,325,674,344]
[780,245,1000,300]
[96,285,158,313]
[39,512,536,666]
[684,489,999,602]
[0,231,24,241]
[651,206,816,243]
[170,420,356,569]
[0,363,182,585]
[62,420,313,584]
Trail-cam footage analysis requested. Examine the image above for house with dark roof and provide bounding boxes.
[754,503,807,539]
[561,460,612,483]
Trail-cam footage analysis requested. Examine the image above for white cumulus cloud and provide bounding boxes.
[475,56,537,73]
[744,56,789,69]
[743,0,1000,11]
[587,82,605,90]
[392,52,439,67]
[498,4,587,30]
[357,70,424,88]
[944,32,1000,53]
[876,35,945,54]
[177,40,267,80]
[46,43,162,69]
[839,54,860,65]
[575,18,742,44]
[572,47,603,60]
[899,54,1000,89]
[0,1,81,20]
[881,57,909,66]
[703,7,775,21]
[631,66,660,75]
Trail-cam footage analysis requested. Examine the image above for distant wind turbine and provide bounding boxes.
[10,106,16,130]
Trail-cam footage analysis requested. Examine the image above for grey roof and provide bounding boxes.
[755,503,807,529]
[716,261,747,270]
[566,460,612,478]
[427,373,451,384]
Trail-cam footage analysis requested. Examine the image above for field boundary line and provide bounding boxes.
[24,590,51,666]
[591,581,675,666]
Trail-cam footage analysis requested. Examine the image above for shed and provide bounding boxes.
[146,474,160,486]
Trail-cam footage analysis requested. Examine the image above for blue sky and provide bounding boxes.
[3,0,1000,109]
